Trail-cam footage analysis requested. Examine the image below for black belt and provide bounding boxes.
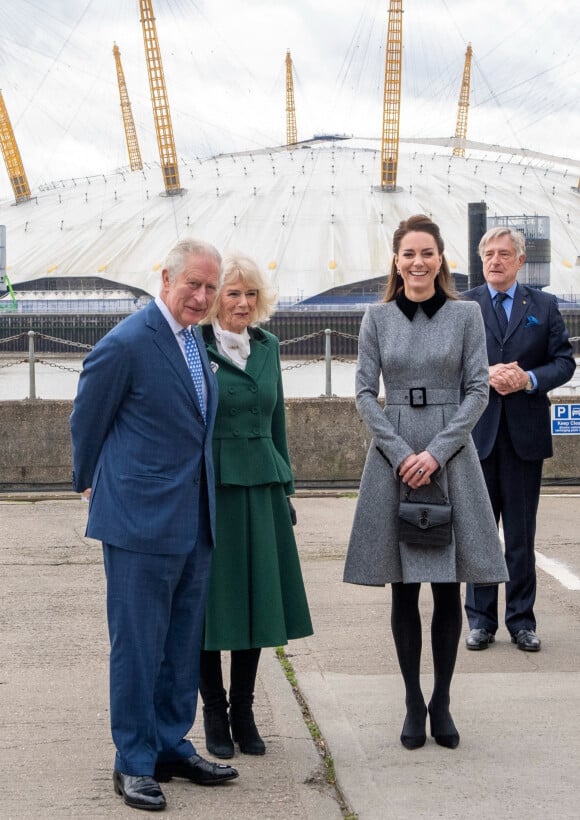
[387,388,460,407]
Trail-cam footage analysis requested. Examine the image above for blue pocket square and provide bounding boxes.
[524,315,539,328]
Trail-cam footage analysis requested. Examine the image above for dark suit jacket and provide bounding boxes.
[70,300,218,553]
[464,283,576,462]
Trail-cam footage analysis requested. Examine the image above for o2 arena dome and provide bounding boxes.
[1,1,579,306]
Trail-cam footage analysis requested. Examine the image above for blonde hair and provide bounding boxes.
[202,252,277,325]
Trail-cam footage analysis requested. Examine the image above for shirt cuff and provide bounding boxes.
[525,371,537,392]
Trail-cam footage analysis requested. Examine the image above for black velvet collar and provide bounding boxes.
[395,287,447,321]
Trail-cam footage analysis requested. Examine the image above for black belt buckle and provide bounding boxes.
[410,387,426,407]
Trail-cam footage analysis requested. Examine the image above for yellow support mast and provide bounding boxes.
[113,44,143,172]
[453,43,473,158]
[285,50,297,146]
[380,0,403,191]
[0,90,31,204]
[139,0,181,194]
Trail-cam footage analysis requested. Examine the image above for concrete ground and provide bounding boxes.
[1,489,579,819]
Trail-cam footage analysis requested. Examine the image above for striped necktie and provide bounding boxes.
[180,327,206,419]
[494,292,509,337]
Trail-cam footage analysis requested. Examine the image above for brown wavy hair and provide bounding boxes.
[383,214,457,303]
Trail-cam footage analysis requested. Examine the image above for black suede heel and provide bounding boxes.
[428,703,460,749]
[400,704,427,750]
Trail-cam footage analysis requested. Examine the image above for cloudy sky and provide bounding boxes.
[0,0,579,200]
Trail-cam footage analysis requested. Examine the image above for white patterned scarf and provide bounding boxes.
[212,319,251,370]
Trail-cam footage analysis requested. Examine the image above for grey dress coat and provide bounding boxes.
[344,295,509,586]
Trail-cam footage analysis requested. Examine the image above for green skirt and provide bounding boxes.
[203,484,313,651]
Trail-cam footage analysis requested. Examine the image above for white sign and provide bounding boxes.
[552,403,580,435]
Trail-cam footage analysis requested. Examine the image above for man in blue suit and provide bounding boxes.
[464,226,576,653]
[71,238,238,811]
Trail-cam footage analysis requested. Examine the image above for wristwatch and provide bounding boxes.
[524,376,533,393]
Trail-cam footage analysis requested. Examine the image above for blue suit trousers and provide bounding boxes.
[103,540,213,775]
[465,411,542,635]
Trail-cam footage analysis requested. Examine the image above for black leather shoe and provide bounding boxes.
[466,628,495,650]
[511,629,541,652]
[154,753,239,785]
[113,771,166,811]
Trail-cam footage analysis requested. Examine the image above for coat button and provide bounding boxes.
[228,386,235,394]
[252,428,259,436]
[230,408,238,416]
[251,407,258,414]
[250,385,258,393]
[233,429,240,437]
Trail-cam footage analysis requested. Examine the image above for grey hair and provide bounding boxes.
[478,226,526,259]
[163,238,223,281]
[203,252,277,325]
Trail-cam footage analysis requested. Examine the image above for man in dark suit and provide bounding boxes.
[71,239,238,811]
[464,226,576,653]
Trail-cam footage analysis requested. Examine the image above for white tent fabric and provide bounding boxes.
[1,137,578,301]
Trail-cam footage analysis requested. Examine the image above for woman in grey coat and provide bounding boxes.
[344,215,508,751]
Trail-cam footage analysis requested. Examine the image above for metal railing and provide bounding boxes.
[279,328,359,396]
[0,328,358,399]
[3,328,578,401]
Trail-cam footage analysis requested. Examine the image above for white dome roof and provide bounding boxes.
[2,136,579,301]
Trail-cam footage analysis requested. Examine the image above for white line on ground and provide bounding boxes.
[499,526,580,591]
[536,552,580,591]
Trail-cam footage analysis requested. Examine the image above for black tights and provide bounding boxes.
[391,582,462,734]
[200,648,262,710]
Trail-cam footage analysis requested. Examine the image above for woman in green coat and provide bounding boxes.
[199,253,313,759]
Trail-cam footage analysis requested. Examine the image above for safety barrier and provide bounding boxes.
[0,328,359,399]
[0,396,578,489]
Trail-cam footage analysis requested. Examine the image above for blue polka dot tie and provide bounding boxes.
[180,327,206,420]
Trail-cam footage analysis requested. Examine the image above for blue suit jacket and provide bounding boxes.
[464,283,576,462]
[70,300,217,553]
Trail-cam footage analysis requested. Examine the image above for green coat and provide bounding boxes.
[200,324,312,650]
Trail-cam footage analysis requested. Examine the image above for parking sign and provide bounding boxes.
[552,404,580,435]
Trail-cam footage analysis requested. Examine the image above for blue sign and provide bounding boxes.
[552,404,580,435]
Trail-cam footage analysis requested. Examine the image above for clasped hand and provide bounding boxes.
[489,362,528,395]
[399,451,440,489]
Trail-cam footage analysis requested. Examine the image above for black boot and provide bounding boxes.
[203,704,234,759]
[229,648,266,755]
[229,702,265,755]
[200,650,234,759]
